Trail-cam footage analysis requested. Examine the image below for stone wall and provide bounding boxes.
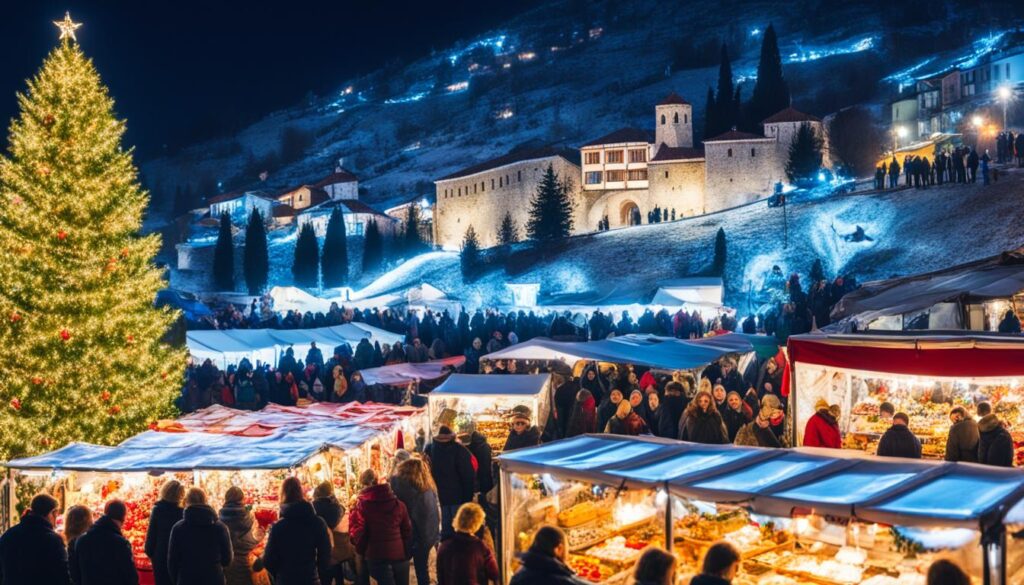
[647,159,706,218]
[704,139,783,211]
[434,156,582,249]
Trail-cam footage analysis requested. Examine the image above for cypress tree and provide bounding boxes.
[715,43,736,132]
[362,219,383,273]
[212,212,234,291]
[498,210,519,245]
[702,87,716,140]
[712,227,727,277]
[292,223,319,288]
[460,225,481,279]
[321,206,349,287]
[749,24,791,129]
[527,165,574,241]
[243,209,269,295]
[785,123,824,182]
[403,202,424,254]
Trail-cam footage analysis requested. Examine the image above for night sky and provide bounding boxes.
[0,0,542,160]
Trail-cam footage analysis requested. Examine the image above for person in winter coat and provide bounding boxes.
[596,389,624,433]
[998,310,1022,333]
[660,381,688,437]
[64,504,93,585]
[566,389,597,437]
[145,480,185,585]
[509,525,588,585]
[390,458,441,585]
[644,392,670,438]
[219,487,263,585]
[978,402,1014,467]
[690,541,740,585]
[504,407,542,451]
[349,469,413,585]
[720,392,752,442]
[628,389,648,422]
[580,363,607,405]
[262,477,332,585]
[0,493,70,585]
[424,425,476,540]
[604,400,648,436]
[944,406,980,463]
[461,424,495,497]
[678,390,728,444]
[167,488,233,585]
[73,500,138,585]
[734,397,784,448]
[328,365,348,402]
[632,546,677,585]
[554,377,581,438]
[312,483,349,585]
[464,338,483,374]
[437,503,499,585]
[803,399,841,448]
[876,413,922,459]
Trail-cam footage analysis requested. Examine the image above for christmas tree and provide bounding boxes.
[321,206,349,287]
[0,17,185,459]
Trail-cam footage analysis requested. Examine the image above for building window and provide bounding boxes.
[298,194,304,202]
[491,179,495,189]
[585,171,603,184]
[660,114,666,125]
[673,112,679,123]
[627,169,647,181]
[727,148,733,157]
[995,65,1001,81]
[751,148,756,157]
[664,171,669,178]
[629,148,647,163]
[352,222,365,236]
[606,150,624,164]
[606,170,625,182]
[684,114,688,123]
[585,151,600,164]
[518,170,522,182]
[499,177,503,187]
[473,184,477,194]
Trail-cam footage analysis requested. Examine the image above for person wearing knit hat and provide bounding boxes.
[504,406,540,452]
[804,397,841,448]
[734,395,784,448]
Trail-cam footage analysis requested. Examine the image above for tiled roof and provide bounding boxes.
[703,129,769,142]
[650,143,705,162]
[761,107,821,124]
[658,92,690,106]
[581,127,654,147]
[206,191,246,204]
[272,204,296,218]
[297,198,389,217]
[312,169,358,188]
[437,145,581,181]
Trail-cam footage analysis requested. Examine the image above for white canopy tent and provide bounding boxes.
[651,277,724,308]
[187,323,404,368]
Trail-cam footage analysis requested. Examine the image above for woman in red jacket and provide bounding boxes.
[349,469,413,585]
[437,502,499,585]
[803,399,842,448]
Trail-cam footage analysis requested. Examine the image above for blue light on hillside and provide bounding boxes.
[785,36,876,63]
[448,34,509,65]
[384,91,429,105]
[955,32,1006,69]
[750,28,761,37]
[884,57,936,87]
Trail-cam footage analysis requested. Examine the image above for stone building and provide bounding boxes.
[433,144,583,249]
[702,130,782,210]
[385,194,435,245]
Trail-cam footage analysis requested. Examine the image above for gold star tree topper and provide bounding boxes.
[54,11,82,42]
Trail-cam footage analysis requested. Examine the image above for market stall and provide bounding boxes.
[2,402,427,581]
[498,435,1024,585]
[788,332,1024,462]
[356,356,465,404]
[428,373,551,452]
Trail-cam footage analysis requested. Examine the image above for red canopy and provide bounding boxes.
[788,333,1024,378]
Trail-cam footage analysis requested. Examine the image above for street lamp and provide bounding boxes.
[894,125,907,152]
[972,115,984,128]
[997,85,1012,129]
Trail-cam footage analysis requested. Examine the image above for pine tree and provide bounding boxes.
[321,206,349,288]
[0,31,184,459]
[715,43,736,132]
[810,258,826,283]
[460,225,481,279]
[243,209,269,295]
[362,219,383,273]
[498,210,519,245]
[527,165,574,241]
[785,123,824,182]
[712,227,727,277]
[292,223,319,288]
[213,212,234,291]
[403,202,424,255]
[749,24,791,129]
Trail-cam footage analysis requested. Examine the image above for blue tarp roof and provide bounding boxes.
[431,373,550,397]
[498,435,1024,529]
[6,420,382,472]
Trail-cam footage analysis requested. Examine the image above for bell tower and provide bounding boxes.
[655,92,693,149]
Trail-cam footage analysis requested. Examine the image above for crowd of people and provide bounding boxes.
[872,143,1010,191]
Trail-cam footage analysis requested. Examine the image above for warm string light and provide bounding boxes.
[0,29,185,460]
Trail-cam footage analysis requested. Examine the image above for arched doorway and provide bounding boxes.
[620,200,641,226]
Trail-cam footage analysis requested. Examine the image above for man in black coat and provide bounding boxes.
[876,413,922,459]
[167,494,233,585]
[424,425,475,539]
[944,406,980,463]
[0,493,70,585]
[978,402,1014,467]
[73,500,138,585]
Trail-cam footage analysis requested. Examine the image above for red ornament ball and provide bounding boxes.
[126,334,135,344]
[9,398,21,411]
[31,376,43,386]
[161,371,168,380]
[43,114,55,126]
[100,390,112,402]
[59,329,70,341]
[56,230,68,241]
[10,312,21,323]
[108,405,121,415]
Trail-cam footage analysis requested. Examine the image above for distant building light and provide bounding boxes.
[589,27,603,39]
[518,51,536,61]
[750,28,761,36]
[503,63,511,69]
[494,107,514,119]
[817,172,826,181]
[446,81,469,93]
[419,198,430,209]
[467,62,479,72]
[343,86,353,95]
